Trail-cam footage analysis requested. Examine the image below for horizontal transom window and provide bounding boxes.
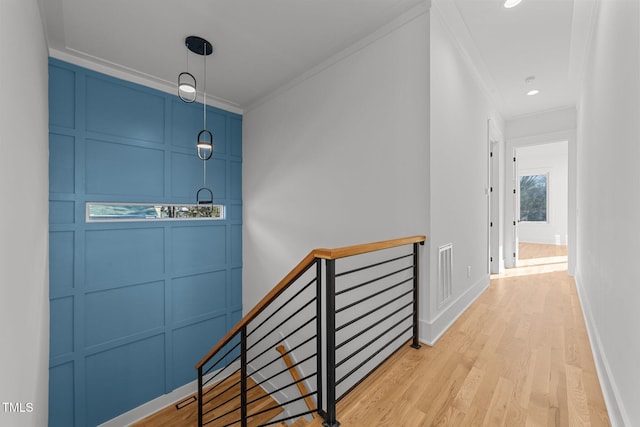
[86,202,224,222]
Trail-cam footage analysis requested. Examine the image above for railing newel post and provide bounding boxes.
[197,366,203,427]
[324,259,340,427]
[316,257,324,415]
[241,326,248,427]
[411,242,422,349]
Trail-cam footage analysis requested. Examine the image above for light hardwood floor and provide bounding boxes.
[134,244,609,426]
[132,372,283,427]
[308,243,609,426]
[519,243,568,260]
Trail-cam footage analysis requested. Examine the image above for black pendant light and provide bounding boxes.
[178,36,215,204]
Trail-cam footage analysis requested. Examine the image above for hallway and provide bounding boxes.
[309,245,609,426]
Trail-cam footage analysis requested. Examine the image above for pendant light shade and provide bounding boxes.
[197,130,213,160]
[178,72,196,103]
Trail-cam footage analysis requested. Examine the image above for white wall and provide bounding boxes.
[506,107,577,140]
[0,0,50,426]
[424,4,503,343]
[575,1,640,426]
[243,5,430,323]
[516,142,568,245]
[243,0,505,349]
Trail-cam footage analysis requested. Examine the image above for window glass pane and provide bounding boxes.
[519,174,547,222]
[87,203,224,222]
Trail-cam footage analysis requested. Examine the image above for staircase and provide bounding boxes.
[195,236,426,426]
[132,372,283,426]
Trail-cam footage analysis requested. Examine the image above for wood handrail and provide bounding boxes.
[196,251,317,369]
[313,235,426,260]
[195,235,426,369]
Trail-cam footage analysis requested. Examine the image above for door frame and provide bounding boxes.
[504,130,576,274]
[487,119,503,274]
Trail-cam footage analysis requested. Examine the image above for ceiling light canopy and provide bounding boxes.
[503,0,522,8]
[527,89,540,96]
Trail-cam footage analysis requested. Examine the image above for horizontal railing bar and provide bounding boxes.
[202,399,241,425]
[196,252,318,369]
[246,373,316,409]
[246,316,316,366]
[202,365,240,394]
[202,341,240,379]
[335,252,412,279]
[336,288,412,333]
[196,236,427,427]
[248,334,317,380]
[314,235,426,260]
[336,277,413,314]
[336,312,413,369]
[247,297,316,353]
[251,352,317,393]
[249,335,318,372]
[275,315,317,347]
[248,276,317,339]
[336,301,412,351]
[202,381,243,417]
[261,409,319,426]
[336,324,413,388]
[336,265,413,296]
[197,236,425,370]
[336,336,413,403]
[243,392,318,424]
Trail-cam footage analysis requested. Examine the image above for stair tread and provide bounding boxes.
[132,372,283,427]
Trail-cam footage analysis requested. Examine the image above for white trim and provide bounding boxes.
[49,48,244,115]
[419,275,490,346]
[245,1,431,113]
[507,104,578,122]
[574,272,630,427]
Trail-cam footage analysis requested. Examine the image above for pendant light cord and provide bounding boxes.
[203,42,207,131]
[202,41,208,188]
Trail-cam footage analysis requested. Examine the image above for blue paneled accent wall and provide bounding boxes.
[48,58,243,426]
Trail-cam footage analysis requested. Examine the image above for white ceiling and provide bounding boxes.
[38,0,590,118]
[39,0,425,111]
[443,0,584,119]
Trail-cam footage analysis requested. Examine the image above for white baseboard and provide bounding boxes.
[98,361,240,427]
[419,275,490,346]
[519,237,568,245]
[574,271,630,427]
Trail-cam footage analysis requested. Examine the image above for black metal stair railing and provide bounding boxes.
[195,236,426,427]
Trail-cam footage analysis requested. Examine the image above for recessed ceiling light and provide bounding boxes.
[504,0,522,8]
[527,89,540,96]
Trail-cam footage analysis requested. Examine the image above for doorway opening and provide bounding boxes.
[512,141,569,269]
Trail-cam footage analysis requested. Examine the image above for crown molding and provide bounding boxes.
[245,1,431,113]
[49,48,244,115]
